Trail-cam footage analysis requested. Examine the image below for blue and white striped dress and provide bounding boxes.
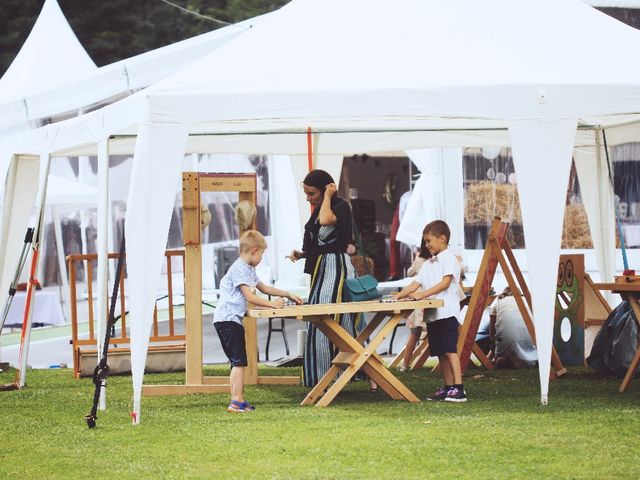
[303,223,358,387]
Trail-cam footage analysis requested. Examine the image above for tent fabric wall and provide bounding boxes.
[397,148,465,253]
[397,149,446,247]
[125,123,188,424]
[5,0,640,418]
[574,133,617,285]
[268,155,305,287]
[0,156,40,313]
[508,118,578,404]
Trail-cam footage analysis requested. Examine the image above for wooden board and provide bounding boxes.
[199,173,256,192]
[248,299,442,319]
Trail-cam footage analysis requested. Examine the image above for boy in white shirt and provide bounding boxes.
[214,230,302,413]
[392,220,466,402]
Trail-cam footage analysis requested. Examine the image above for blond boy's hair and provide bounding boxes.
[423,220,451,243]
[240,230,267,253]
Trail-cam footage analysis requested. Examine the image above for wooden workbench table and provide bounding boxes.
[247,298,442,407]
[594,275,640,392]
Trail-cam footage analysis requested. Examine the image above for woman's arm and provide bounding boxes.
[240,284,284,308]
[318,183,338,225]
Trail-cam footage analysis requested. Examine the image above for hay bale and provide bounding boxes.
[465,182,592,249]
[562,204,593,249]
[465,182,522,224]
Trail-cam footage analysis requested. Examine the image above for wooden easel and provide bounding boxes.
[142,172,298,397]
[457,217,567,377]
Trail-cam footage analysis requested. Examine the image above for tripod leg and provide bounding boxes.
[0,228,34,333]
[15,246,40,388]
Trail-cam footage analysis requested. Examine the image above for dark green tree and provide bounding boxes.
[0,0,290,77]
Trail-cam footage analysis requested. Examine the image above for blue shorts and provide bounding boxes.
[214,321,248,367]
[426,316,459,356]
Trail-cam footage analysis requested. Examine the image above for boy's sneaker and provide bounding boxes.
[427,386,449,401]
[444,387,467,403]
[227,400,246,413]
[241,401,256,412]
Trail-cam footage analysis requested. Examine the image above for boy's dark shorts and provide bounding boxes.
[214,321,248,367]
[426,316,459,356]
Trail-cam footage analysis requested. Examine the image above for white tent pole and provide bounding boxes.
[78,154,91,296]
[50,206,71,322]
[267,156,278,281]
[95,139,109,410]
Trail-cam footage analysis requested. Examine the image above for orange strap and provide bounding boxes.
[306,127,313,172]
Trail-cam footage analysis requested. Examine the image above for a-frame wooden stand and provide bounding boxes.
[143,172,298,397]
[457,218,567,377]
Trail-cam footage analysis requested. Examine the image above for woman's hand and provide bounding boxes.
[324,182,337,200]
[286,250,304,262]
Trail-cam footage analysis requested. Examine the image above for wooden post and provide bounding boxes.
[457,218,508,371]
[142,172,298,396]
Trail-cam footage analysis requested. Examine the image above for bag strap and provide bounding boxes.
[351,215,373,276]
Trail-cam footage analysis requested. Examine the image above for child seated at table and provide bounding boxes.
[392,220,466,402]
[399,237,432,372]
[214,230,302,413]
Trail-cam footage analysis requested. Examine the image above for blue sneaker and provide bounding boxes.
[241,401,256,412]
[227,400,246,413]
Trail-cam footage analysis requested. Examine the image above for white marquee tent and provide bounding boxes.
[0,0,96,104]
[4,0,640,421]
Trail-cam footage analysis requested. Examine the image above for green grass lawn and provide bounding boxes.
[1,365,638,479]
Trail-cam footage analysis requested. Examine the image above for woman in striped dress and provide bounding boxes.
[288,169,358,387]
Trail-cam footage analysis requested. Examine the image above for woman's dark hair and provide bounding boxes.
[303,169,334,192]
[418,235,432,259]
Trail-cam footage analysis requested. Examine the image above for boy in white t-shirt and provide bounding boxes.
[392,220,466,402]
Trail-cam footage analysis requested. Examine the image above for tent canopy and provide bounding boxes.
[3,0,638,418]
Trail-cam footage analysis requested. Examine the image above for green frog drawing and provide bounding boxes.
[554,259,584,364]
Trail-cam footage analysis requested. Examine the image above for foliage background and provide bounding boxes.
[0,0,291,76]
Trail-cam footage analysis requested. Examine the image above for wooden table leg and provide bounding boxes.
[301,365,340,405]
[361,359,419,402]
[243,315,258,385]
[310,312,419,406]
[619,296,640,393]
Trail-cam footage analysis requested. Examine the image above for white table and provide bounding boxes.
[4,290,66,327]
